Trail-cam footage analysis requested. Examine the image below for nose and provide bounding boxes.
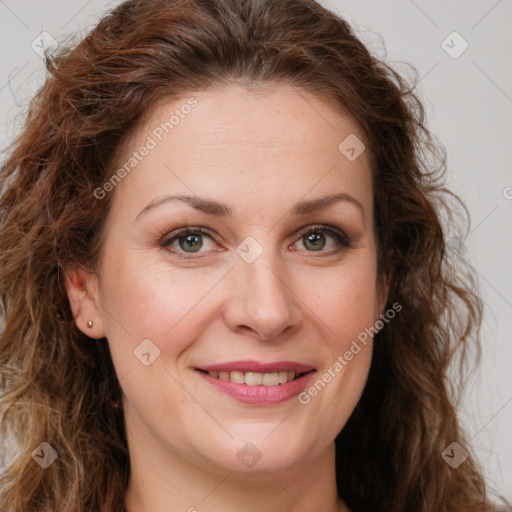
[222,251,302,341]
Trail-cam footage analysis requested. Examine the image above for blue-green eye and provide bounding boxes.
[176,233,202,252]
[161,227,216,254]
[160,224,351,258]
[293,224,351,252]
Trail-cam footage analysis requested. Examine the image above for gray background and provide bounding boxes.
[0,0,510,501]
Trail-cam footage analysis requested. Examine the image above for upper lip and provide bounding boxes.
[197,360,315,373]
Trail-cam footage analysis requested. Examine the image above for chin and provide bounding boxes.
[191,427,324,474]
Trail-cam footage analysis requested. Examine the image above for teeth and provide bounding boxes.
[278,371,288,384]
[230,371,245,384]
[245,372,262,386]
[262,372,279,386]
[207,370,300,385]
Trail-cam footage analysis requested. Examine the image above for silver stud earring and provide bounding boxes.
[87,320,93,328]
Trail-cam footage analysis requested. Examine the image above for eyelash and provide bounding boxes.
[159,224,351,259]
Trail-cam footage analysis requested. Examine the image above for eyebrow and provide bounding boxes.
[135,192,365,220]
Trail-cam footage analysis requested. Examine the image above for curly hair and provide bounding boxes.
[0,0,507,510]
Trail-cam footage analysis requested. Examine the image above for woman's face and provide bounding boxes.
[71,83,388,475]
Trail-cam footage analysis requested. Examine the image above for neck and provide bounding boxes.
[124,426,348,512]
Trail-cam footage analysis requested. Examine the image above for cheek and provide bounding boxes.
[299,252,380,348]
[97,255,226,381]
[296,266,376,445]
[99,253,222,338]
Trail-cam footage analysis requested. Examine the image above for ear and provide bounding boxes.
[64,265,106,339]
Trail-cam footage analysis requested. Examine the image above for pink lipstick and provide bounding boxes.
[196,360,315,405]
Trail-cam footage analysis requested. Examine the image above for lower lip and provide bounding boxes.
[198,371,315,405]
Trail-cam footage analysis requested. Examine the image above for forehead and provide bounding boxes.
[107,83,373,218]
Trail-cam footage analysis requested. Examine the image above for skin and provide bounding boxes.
[66,83,389,512]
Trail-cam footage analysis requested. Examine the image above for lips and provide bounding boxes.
[196,360,316,405]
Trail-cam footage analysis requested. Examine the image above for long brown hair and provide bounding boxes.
[0,0,506,510]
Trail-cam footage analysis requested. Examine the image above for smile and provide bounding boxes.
[196,361,316,405]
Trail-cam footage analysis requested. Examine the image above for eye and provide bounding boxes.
[291,224,351,253]
[160,227,219,256]
[159,224,351,259]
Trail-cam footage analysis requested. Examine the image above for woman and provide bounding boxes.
[0,0,508,510]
